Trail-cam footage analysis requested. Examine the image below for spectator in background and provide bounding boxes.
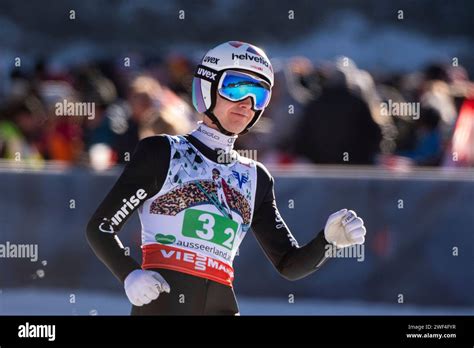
[78,67,118,147]
[419,80,457,144]
[378,72,422,156]
[139,107,192,139]
[0,98,45,163]
[444,98,474,167]
[254,57,319,164]
[77,67,119,168]
[45,116,84,163]
[37,80,84,164]
[165,53,194,101]
[115,75,193,163]
[335,57,398,156]
[397,106,442,166]
[292,63,382,165]
[114,75,161,162]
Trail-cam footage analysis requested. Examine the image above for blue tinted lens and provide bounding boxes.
[219,72,271,110]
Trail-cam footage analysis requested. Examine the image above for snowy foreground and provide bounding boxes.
[0,289,472,316]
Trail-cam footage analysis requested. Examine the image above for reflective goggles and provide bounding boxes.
[217,70,271,111]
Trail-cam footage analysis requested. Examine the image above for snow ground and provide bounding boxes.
[1,289,472,316]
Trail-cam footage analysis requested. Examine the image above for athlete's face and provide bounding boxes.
[207,94,256,134]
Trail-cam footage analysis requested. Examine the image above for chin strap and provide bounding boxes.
[204,110,235,136]
[204,109,262,136]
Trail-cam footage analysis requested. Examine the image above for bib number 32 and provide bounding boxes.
[182,209,239,250]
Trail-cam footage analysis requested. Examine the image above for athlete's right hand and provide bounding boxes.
[124,269,171,306]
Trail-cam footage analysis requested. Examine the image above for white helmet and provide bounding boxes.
[192,41,274,135]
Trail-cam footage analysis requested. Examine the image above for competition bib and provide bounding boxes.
[139,135,257,286]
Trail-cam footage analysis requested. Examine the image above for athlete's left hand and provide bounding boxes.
[324,209,366,248]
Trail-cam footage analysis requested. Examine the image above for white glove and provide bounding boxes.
[324,209,366,248]
[124,269,171,306]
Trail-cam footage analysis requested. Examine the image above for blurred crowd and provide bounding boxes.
[0,53,473,170]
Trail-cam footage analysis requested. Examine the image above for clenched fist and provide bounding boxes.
[124,269,171,306]
[324,209,366,248]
